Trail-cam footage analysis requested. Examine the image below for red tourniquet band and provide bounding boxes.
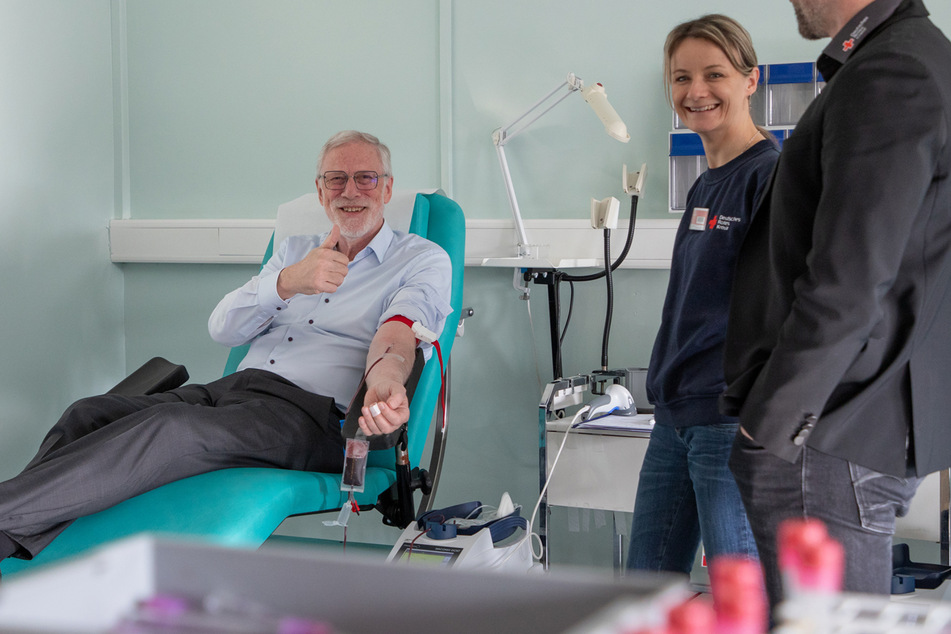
[384,315,420,343]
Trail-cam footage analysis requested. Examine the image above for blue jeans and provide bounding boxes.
[627,423,758,574]
[729,432,922,611]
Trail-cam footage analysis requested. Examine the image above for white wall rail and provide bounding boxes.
[109,218,678,268]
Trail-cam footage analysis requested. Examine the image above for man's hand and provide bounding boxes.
[358,320,417,437]
[359,379,410,436]
[276,226,349,300]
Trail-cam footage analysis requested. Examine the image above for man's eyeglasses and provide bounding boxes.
[319,171,388,191]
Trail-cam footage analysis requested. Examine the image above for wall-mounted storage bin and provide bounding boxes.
[770,128,787,147]
[767,62,817,126]
[669,133,706,211]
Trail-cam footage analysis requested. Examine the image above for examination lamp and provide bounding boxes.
[491,73,630,265]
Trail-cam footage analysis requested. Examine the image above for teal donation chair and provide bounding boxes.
[3,190,466,577]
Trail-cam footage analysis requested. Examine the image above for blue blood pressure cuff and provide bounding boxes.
[416,501,527,542]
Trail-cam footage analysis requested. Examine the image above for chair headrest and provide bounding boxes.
[275,189,439,246]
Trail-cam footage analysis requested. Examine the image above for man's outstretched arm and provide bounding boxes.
[358,320,418,437]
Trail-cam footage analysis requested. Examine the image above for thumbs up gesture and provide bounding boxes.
[276,225,350,299]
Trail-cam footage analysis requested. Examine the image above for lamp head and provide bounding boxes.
[581,82,630,143]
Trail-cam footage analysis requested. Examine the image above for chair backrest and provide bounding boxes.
[223,190,466,468]
[399,192,466,467]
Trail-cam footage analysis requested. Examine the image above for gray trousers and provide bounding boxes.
[0,369,344,559]
[729,432,921,613]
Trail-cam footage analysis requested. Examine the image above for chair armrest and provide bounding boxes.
[107,357,189,396]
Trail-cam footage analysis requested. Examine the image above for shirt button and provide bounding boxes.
[276,307,282,311]
[324,298,330,303]
[288,337,294,342]
[269,359,275,364]
[309,320,314,324]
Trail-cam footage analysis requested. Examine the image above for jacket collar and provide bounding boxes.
[817,0,929,80]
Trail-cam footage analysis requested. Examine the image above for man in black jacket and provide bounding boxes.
[722,0,951,610]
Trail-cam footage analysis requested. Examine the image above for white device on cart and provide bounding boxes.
[386,494,533,572]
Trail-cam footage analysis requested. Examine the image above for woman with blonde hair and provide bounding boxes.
[627,14,779,575]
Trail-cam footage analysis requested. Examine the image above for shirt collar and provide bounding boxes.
[355,220,394,265]
[817,0,905,78]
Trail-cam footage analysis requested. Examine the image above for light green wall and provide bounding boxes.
[124,0,443,218]
[5,0,951,562]
[0,1,125,480]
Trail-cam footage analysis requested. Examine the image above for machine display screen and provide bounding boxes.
[391,542,463,566]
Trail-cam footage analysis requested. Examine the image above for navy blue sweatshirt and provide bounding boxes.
[647,140,779,427]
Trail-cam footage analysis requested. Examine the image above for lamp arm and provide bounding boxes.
[495,143,531,255]
[494,74,582,147]
[491,73,585,256]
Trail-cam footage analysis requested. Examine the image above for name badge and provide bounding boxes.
[689,207,709,231]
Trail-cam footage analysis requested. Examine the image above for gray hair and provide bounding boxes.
[316,130,392,177]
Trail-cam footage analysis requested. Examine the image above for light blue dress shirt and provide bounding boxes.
[208,221,452,411]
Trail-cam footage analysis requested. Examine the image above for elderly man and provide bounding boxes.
[0,130,452,572]
[722,0,951,610]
